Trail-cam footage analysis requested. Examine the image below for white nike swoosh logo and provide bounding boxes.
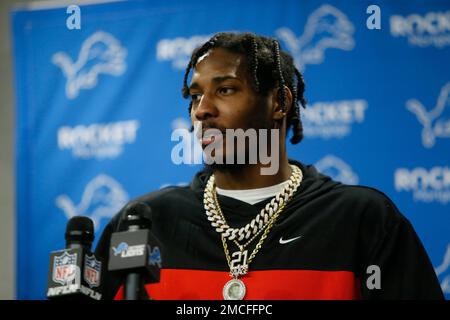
[279,235,302,244]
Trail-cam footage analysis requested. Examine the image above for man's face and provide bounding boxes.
[188,48,273,165]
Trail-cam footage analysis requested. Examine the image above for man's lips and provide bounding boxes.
[193,123,226,147]
[201,135,215,146]
[201,131,223,147]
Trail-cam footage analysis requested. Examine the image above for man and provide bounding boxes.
[95,32,444,300]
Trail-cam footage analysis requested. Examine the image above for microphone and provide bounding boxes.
[108,201,162,300]
[47,216,103,300]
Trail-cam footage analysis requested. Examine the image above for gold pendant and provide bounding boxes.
[230,250,248,277]
[224,249,248,300]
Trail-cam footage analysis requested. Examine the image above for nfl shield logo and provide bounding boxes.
[84,255,101,288]
[53,252,78,285]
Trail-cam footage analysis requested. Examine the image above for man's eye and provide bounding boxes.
[218,87,235,95]
[190,94,202,102]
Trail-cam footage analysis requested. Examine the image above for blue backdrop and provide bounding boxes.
[11,0,450,299]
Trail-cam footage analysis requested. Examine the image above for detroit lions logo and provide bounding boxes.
[435,244,450,295]
[52,31,127,99]
[276,4,355,70]
[56,174,129,229]
[314,155,359,185]
[406,82,450,148]
[149,246,162,268]
[112,242,129,256]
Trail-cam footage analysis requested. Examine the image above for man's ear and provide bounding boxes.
[272,86,293,121]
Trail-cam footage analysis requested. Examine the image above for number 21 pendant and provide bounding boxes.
[223,250,248,300]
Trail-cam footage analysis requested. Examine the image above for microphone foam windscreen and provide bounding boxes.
[66,216,94,234]
[123,201,152,221]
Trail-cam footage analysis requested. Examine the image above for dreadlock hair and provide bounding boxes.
[182,32,307,144]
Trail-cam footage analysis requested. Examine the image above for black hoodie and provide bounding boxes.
[95,160,444,300]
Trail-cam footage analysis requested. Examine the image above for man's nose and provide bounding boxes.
[193,94,218,121]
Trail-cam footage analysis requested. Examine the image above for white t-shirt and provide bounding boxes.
[216,180,290,205]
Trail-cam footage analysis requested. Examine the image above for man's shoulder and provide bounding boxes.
[328,184,407,229]
[135,184,195,204]
[332,184,395,204]
[131,184,202,215]
[107,184,198,229]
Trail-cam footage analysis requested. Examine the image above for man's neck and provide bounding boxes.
[213,158,292,190]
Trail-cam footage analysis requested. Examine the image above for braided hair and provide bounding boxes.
[182,32,307,144]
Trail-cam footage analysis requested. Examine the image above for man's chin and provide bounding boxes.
[203,150,251,172]
[204,162,247,173]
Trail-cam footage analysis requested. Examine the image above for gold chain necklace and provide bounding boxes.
[204,165,303,300]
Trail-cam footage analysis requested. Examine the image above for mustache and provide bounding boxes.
[192,122,226,139]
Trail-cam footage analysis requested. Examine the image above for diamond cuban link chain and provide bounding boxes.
[204,164,303,242]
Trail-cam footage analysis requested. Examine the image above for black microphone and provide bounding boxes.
[108,201,162,300]
[47,216,103,300]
